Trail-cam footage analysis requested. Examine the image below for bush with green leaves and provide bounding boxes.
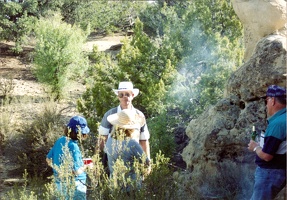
[78,18,178,134]
[77,48,121,133]
[147,112,177,159]
[33,13,89,100]
[140,1,243,119]
[78,1,243,160]
[69,1,151,34]
[117,18,178,117]
[17,102,64,178]
[4,149,178,200]
[0,1,37,53]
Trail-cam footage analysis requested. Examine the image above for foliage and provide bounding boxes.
[17,102,64,178]
[0,0,143,53]
[117,18,178,117]
[5,150,178,200]
[77,48,121,133]
[66,0,150,34]
[1,1,247,198]
[0,76,15,101]
[78,1,243,160]
[167,30,243,118]
[78,18,178,133]
[142,151,178,199]
[6,170,38,200]
[0,0,37,53]
[148,112,177,159]
[33,13,89,100]
[140,1,243,119]
[0,97,16,151]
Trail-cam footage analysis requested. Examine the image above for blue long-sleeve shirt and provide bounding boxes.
[47,136,86,180]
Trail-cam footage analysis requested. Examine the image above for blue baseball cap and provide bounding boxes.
[67,116,90,134]
[266,85,286,97]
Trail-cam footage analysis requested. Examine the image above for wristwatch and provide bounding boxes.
[253,146,260,152]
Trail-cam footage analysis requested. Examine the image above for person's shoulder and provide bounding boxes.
[129,139,141,146]
[68,139,79,149]
[55,136,66,144]
[134,108,146,118]
[275,108,286,122]
[104,107,118,116]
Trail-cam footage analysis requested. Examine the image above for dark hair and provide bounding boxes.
[275,96,286,105]
[64,126,79,140]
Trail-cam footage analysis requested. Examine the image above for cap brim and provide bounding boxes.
[81,126,90,134]
[113,89,139,97]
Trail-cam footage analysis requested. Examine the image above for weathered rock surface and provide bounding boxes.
[181,0,286,198]
[232,0,287,61]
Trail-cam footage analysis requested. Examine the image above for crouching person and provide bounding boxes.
[46,116,93,200]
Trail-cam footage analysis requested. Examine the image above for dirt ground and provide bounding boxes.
[0,33,125,198]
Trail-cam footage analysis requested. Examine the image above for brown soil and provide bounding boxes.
[0,33,125,198]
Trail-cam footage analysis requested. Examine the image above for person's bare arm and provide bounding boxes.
[248,140,274,161]
[140,140,151,174]
[95,135,108,153]
[139,140,150,159]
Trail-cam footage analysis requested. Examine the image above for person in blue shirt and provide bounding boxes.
[46,116,92,200]
[248,85,286,200]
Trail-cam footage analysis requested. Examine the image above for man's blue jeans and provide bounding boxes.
[251,167,286,200]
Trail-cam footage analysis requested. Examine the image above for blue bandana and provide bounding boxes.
[266,85,286,97]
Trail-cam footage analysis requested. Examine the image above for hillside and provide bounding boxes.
[0,33,125,197]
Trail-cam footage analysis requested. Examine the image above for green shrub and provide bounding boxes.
[33,13,89,100]
[77,48,121,134]
[0,1,37,54]
[6,170,38,200]
[71,1,150,33]
[0,76,15,101]
[79,18,178,121]
[17,102,65,178]
[0,98,15,148]
[148,112,177,159]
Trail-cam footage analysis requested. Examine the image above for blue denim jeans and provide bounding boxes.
[251,167,286,200]
[55,178,87,200]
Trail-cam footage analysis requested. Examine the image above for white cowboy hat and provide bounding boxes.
[107,109,145,129]
[112,82,139,97]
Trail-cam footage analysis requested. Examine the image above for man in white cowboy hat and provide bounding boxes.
[97,81,150,162]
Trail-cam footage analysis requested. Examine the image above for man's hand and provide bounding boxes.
[248,140,259,151]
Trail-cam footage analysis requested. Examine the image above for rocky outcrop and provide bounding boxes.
[232,0,287,61]
[181,0,286,198]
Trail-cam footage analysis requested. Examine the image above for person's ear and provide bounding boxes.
[271,97,276,106]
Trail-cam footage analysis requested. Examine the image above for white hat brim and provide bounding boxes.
[113,88,139,97]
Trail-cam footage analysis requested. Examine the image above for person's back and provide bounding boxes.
[104,109,150,192]
[46,116,91,200]
[106,137,147,179]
